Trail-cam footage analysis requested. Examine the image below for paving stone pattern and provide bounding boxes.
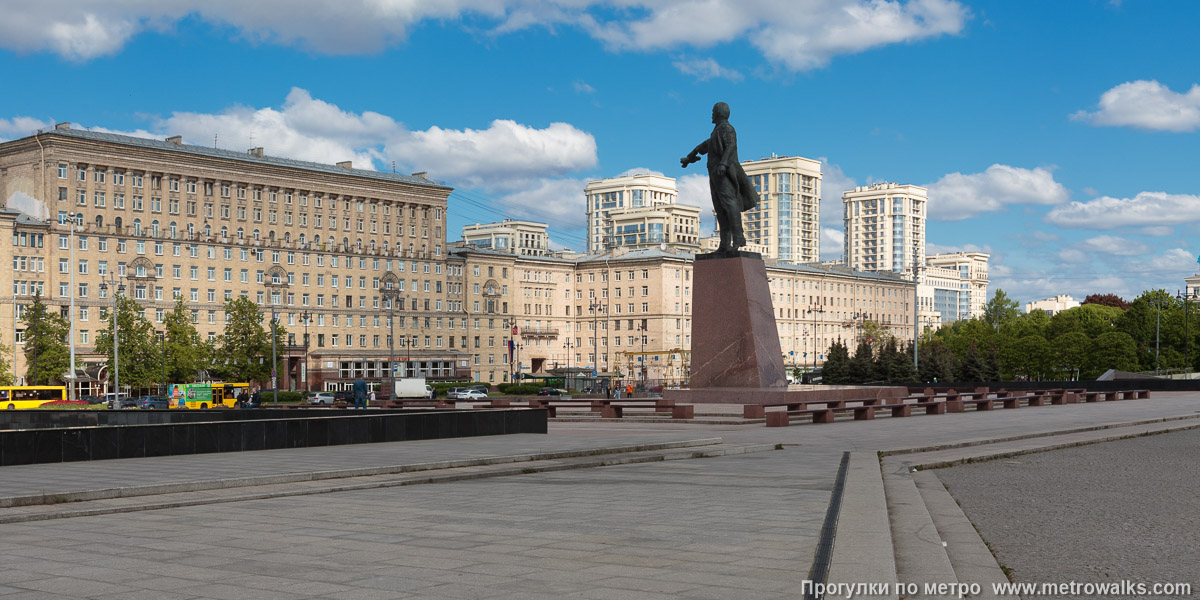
[0,450,839,600]
[936,428,1200,599]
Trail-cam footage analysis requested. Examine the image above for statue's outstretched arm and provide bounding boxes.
[681,140,708,168]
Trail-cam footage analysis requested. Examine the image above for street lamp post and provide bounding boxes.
[66,213,80,402]
[264,266,289,404]
[300,310,312,392]
[564,338,573,390]
[99,275,125,398]
[1178,290,1195,375]
[807,304,826,375]
[380,273,400,398]
[588,300,604,379]
[637,322,650,389]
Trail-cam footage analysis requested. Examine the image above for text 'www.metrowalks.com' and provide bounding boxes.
[804,580,1194,598]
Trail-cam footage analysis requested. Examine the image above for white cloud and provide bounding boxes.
[818,158,855,232]
[0,117,53,141]
[8,88,599,223]
[1140,226,1173,237]
[926,242,989,255]
[0,1,969,71]
[820,227,844,262]
[925,164,1069,221]
[1071,80,1200,133]
[1149,248,1197,272]
[672,57,744,82]
[1045,191,1200,229]
[573,80,596,94]
[1077,235,1149,257]
[1056,248,1088,264]
[488,177,590,230]
[675,173,715,235]
[617,167,665,177]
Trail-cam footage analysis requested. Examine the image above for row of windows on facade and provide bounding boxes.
[59,163,443,216]
[56,196,439,240]
[12,327,460,351]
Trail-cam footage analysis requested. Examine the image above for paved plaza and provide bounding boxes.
[0,393,1198,599]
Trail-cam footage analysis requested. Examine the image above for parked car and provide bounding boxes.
[425,385,434,399]
[81,395,101,405]
[458,390,489,400]
[306,391,335,405]
[334,390,354,404]
[537,387,562,396]
[102,393,131,409]
[467,385,489,395]
[138,395,169,409]
[114,397,139,410]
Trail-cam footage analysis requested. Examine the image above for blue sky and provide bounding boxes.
[2,0,1199,308]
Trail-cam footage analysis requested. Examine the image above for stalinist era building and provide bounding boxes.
[0,124,468,391]
[0,124,921,391]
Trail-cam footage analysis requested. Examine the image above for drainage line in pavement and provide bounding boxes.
[806,451,850,600]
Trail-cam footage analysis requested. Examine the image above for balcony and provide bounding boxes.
[522,327,559,337]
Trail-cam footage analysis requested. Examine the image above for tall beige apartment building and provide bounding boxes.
[461,219,550,256]
[843,182,927,274]
[0,124,469,391]
[584,174,700,253]
[741,155,822,262]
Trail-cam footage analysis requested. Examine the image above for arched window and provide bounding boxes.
[298,233,306,245]
[237,227,245,239]
[151,220,159,237]
[169,222,177,238]
[220,226,228,238]
[114,216,123,231]
[342,237,349,250]
[95,215,104,228]
[283,232,290,242]
[253,229,260,240]
[186,223,194,236]
[132,218,142,235]
[268,230,275,241]
[203,224,211,236]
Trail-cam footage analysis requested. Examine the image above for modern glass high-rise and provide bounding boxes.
[584,174,690,253]
[741,155,822,263]
[842,183,927,274]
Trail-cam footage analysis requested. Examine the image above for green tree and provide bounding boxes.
[1013,335,1053,380]
[1053,331,1091,380]
[1116,290,1175,372]
[163,297,212,383]
[983,288,1021,332]
[954,341,987,382]
[94,296,159,391]
[22,292,71,385]
[216,296,288,384]
[1045,304,1123,340]
[918,340,955,383]
[1087,331,1139,377]
[885,340,918,384]
[848,339,877,383]
[0,337,15,385]
[822,340,851,384]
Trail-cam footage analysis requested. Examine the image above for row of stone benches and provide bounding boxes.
[762,388,1150,427]
[381,396,695,419]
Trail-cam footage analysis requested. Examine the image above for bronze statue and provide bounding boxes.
[682,102,759,256]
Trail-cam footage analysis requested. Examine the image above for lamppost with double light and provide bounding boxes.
[99,274,126,398]
[65,212,81,402]
[264,266,289,403]
[588,300,605,378]
[1177,290,1197,375]
[807,304,826,374]
[300,309,313,392]
[564,338,574,391]
[380,273,401,398]
[636,322,651,389]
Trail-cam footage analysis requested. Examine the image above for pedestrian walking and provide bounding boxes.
[353,377,368,410]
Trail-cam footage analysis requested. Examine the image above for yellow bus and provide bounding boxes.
[168,382,250,409]
[0,386,68,410]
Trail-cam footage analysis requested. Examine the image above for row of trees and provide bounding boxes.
[814,288,1197,384]
[12,294,288,392]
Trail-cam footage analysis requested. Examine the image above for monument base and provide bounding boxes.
[665,385,908,405]
[690,254,786,389]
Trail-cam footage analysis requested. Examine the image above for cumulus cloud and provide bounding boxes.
[672,57,744,82]
[0,117,53,141]
[1149,248,1197,272]
[488,177,590,229]
[926,242,989,255]
[1071,80,1200,132]
[1,1,969,71]
[1077,235,1149,257]
[675,173,715,235]
[8,88,599,225]
[1045,191,1200,229]
[1056,248,1089,264]
[573,80,596,94]
[818,158,855,231]
[1140,226,1173,237]
[925,164,1069,221]
[820,227,844,262]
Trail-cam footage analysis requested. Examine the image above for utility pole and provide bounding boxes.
[67,213,78,402]
[589,300,604,380]
[99,275,124,398]
[380,273,400,397]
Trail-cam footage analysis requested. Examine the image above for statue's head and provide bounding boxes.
[711,102,730,123]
